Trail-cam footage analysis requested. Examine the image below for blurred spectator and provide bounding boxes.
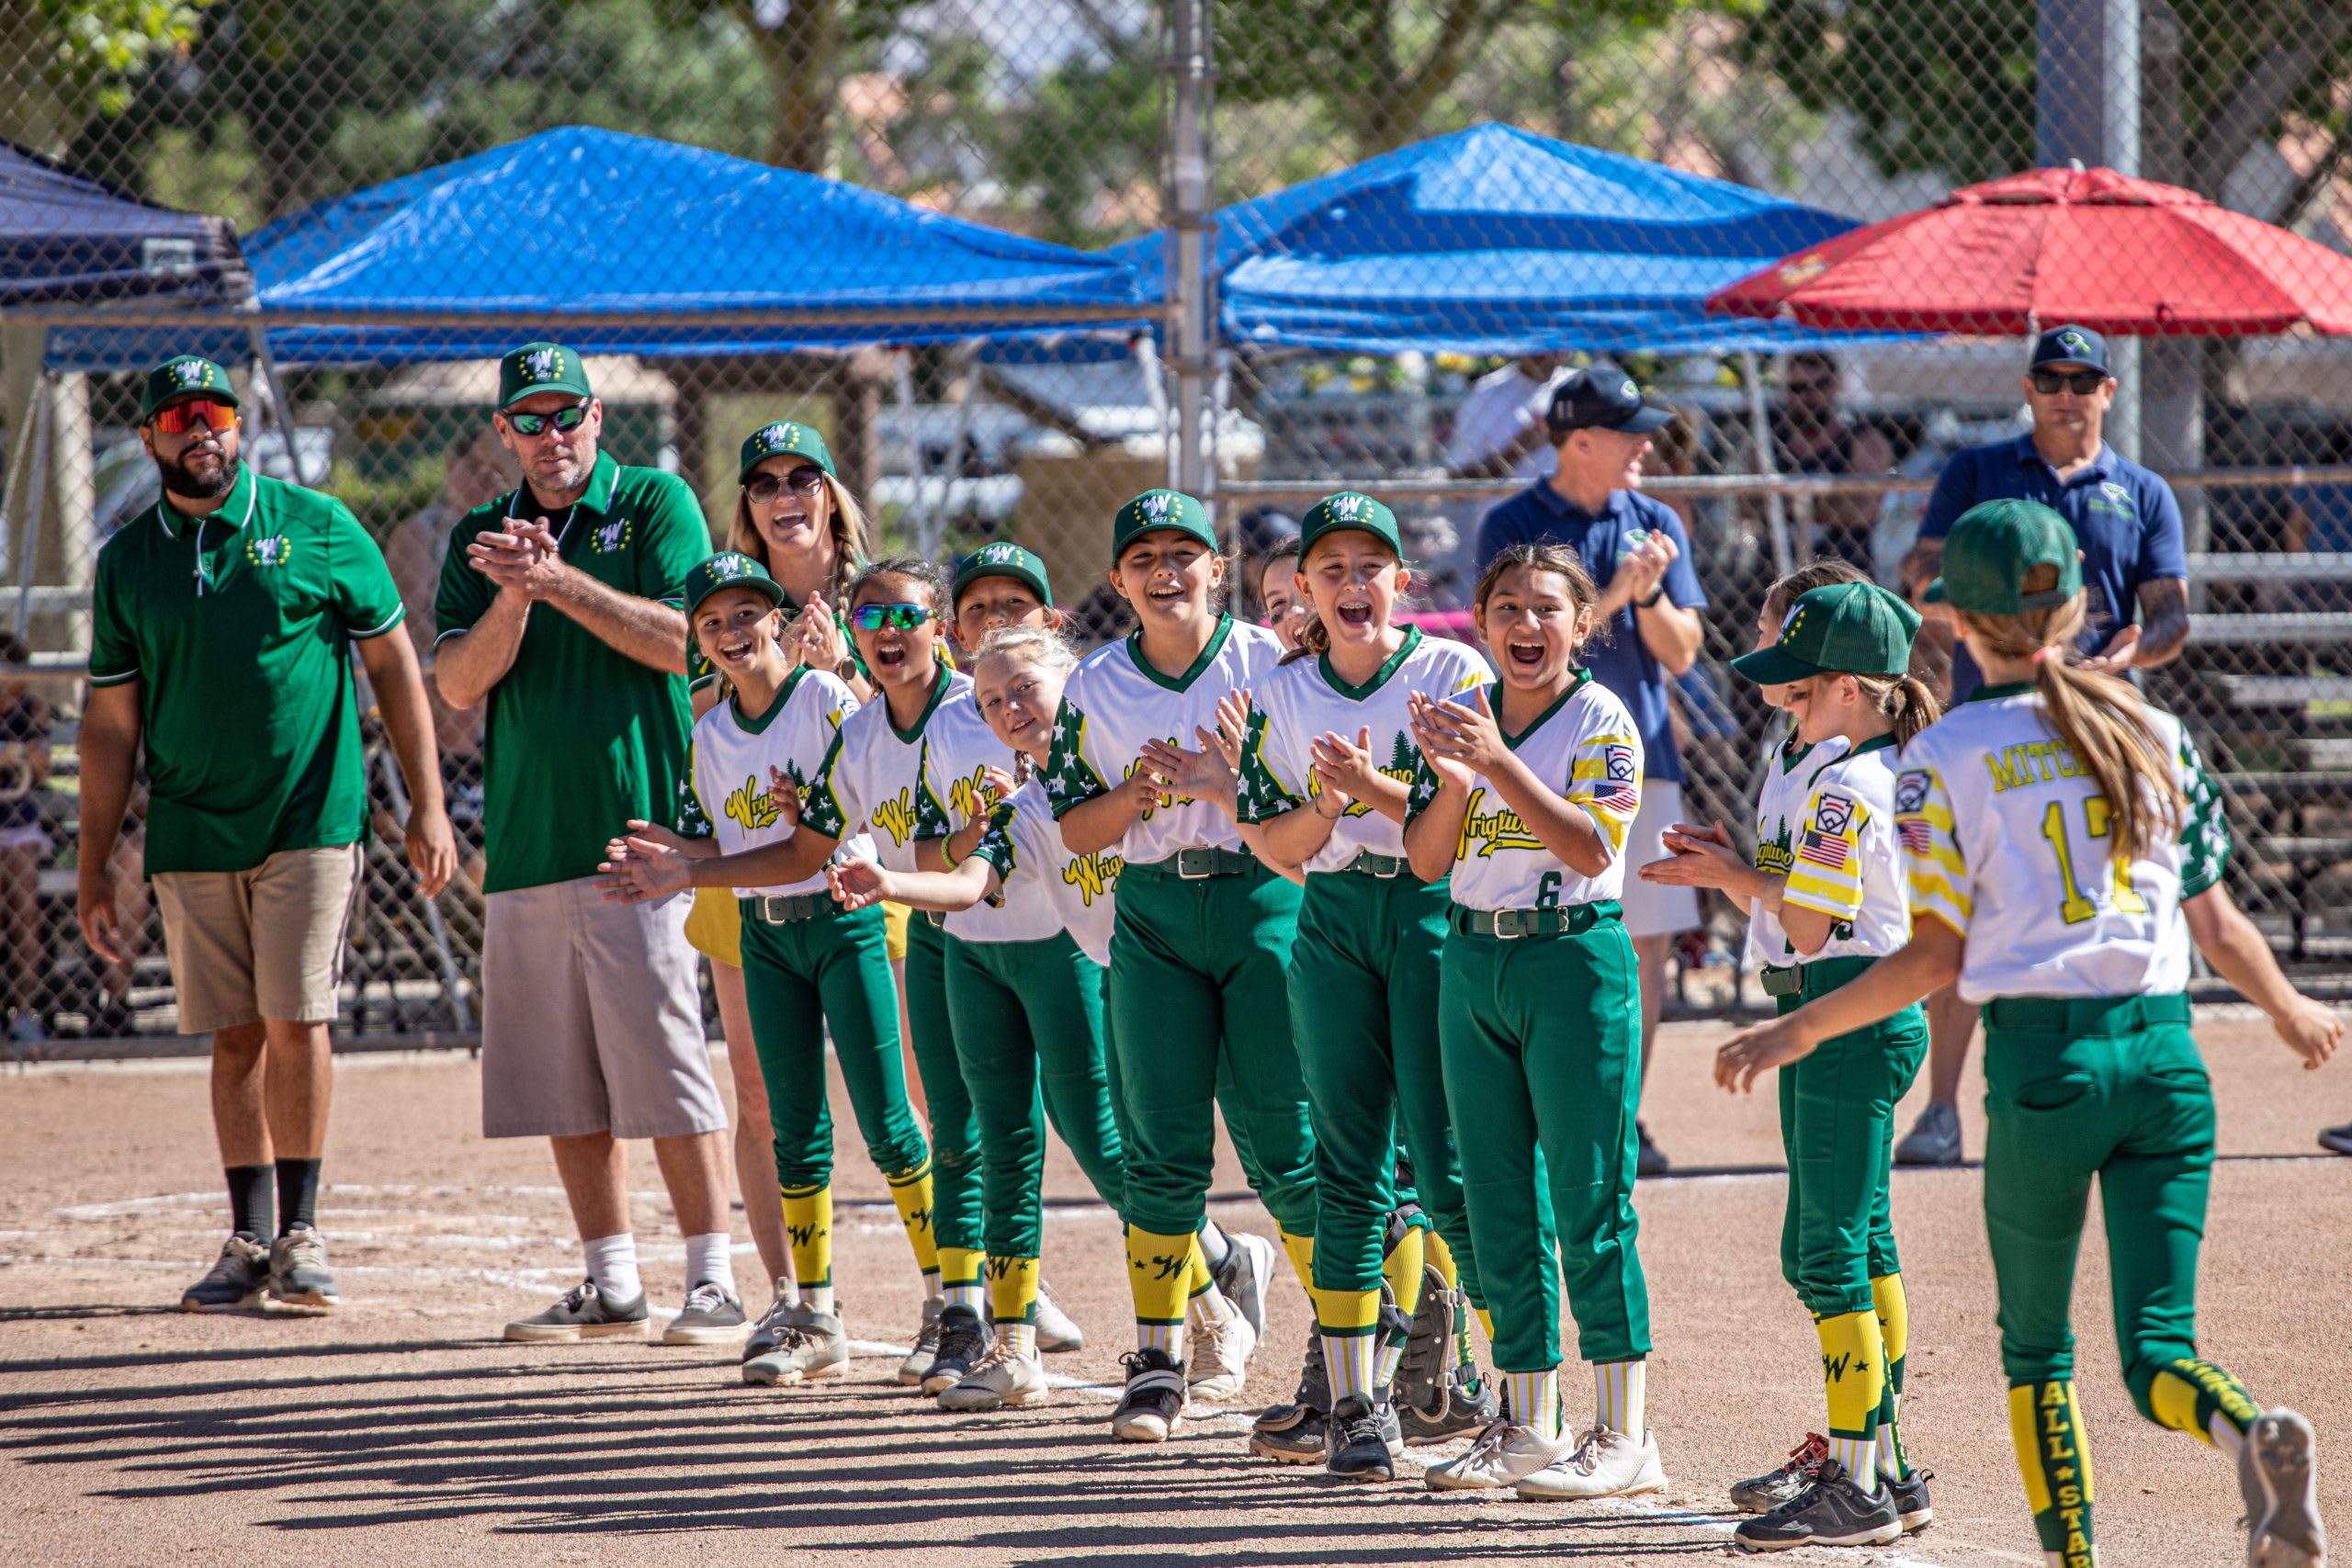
[1769,353,1894,573]
[0,633,51,1043]
[381,427,514,762]
[1444,353,1570,480]
[2283,423,2352,612]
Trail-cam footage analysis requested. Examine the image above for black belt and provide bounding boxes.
[1758,953,1879,999]
[1142,846,1260,880]
[1334,851,1407,878]
[1450,900,1622,940]
[748,892,830,925]
[1984,993,2192,1032]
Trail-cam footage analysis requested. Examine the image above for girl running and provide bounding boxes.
[1401,542,1662,1501]
[1643,577,1940,1550]
[1043,488,1321,1445]
[1231,491,1498,1481]
[598,551,933,1388]
[1719,500,2339,1568]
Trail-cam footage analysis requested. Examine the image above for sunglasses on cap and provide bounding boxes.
[2030,369,2108,396]
[744,468,828,503]
[851,603,933,632]
[150,399,237,436]
[504,399,592,436]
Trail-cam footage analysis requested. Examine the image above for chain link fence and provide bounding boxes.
[6,0,2352,1047]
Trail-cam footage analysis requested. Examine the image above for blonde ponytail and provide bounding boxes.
[1961,575,2182,865]
[1854,671,1941,749]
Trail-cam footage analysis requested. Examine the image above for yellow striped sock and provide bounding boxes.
[887,1160,938,1275]
[1871,1273,1912,1479]
[780,1184,832,1292]
[1596,1357,1648,1442]
[939,1247,985,1311]
[1128,1228,1197,1351]
[1425,1229,1460,1291]
[986,1255,1038,1326]
[1279,1229,1316,1296]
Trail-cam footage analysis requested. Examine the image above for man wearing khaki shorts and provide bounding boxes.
[435,343,742,1346]
[79,355,458,1315]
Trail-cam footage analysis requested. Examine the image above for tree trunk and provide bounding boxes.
[741,0,841,175]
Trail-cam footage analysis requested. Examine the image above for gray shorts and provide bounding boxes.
[480,877,726,1141]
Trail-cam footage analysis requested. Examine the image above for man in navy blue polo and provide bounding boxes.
[1894,323,2192,1168]
[1476,363,1707,1176]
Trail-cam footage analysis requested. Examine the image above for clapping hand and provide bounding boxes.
[596,822,693,904]
[1408,686,1510,777]
[766,766,804,828]
[1406,691,1478,792]
[1641,819,1747,890]
[1309,726,1378,819]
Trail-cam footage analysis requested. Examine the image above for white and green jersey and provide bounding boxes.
[1043,615,1283,865]
[1404,671,1643,912]
[1235,627,1491,873]
[1747,731,1849,967]
[915,695,1057,945]
[1898,684,2228,1003]
[686,668,872,897]
[964,778,1124,962]
[802,668,969,873]
[1775,736,1911,963]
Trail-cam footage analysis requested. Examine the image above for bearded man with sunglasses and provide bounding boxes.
[1891,323,2192,1170]
[435,342,744,1346]
[82,355,458,1315]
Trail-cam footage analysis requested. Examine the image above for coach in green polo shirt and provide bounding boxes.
[435,342,742,1346]
[80,354,457,1318]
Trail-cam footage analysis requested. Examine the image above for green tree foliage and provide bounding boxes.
[0,0,217,153]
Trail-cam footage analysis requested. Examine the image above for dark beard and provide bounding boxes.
[158,449,234,500]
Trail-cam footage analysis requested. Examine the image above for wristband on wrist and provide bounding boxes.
[1636,586,1666,609]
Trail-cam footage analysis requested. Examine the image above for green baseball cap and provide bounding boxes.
[683,551,787,618]
[1731,581,1921,685]
[498,342,593,410]
[139,355,239,422]
[1924,498,2083,615]
[1112,489,1216,556]
[739,419,835,481]
[1298,491,1402,557]
[954,542,1053,609]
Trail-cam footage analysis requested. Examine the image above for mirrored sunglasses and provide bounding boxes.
[150,399,237,436]
[851,603,933,632]
[505,399,591,436]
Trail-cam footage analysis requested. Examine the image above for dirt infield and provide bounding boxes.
[6,1015,2349,1566]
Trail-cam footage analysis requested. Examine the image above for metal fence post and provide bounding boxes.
[1166,0,1214,501]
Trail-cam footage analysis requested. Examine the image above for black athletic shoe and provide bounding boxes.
[1731,1432,1828,1513]
[1250,1323,1330,1462]
[1326,1394,1397,1482]
[1732,1459,1903,1552]
[181,1233,269,1313]
[1888,1465,1934,1532]
[1110,1348,1187,1442]
[1395,1265,1499,1445]
[921,1304,991,1396]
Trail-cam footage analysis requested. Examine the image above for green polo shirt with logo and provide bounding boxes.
[89,463,405,875]
[435,450,709,894]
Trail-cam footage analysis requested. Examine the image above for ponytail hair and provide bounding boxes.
[1762,555,1868,624]
[1959,571,2182,864]
[1851,672,1940,749]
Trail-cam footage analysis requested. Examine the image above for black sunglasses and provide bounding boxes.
[1785,378,1834,395]
[505,399,591,436]
[744,468,828,503]
[2030,369,2108,396]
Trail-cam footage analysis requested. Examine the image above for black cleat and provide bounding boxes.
[922,1304,991,1396]
[1733,1458,1903,1552]
[1250,1322,1330,1462]
[181,1233,269,1313]
[1326,1393,1397,1482]
[1111,1348,1187,1442]
[1731,1432,1828,1513]
[1888,1465,1934,1532]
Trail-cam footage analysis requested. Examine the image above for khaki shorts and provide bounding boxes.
[153,844,363,1035]
[481,876,727,1141]
[1620,779,1702,940]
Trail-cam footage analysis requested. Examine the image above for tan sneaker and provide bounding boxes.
[1186,1306,1256,1402]
[897,1294,944,1385]
[1422,1419,1573,1491]
[742,1303,850,1386]
[504,1280,650,1342]
[938,1339,1050,1411]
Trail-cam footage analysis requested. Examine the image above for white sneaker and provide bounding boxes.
[938,1340,1051,1411]
[1514,1427,1668,1500]
[1035,1281,1084,1353]
[2242,1408,2326,1568]
[1423,1419,1574,1491]
[1214,1231,1279,1339]
[1186,1305,1257,1401]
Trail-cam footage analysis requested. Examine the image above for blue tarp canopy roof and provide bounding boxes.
[48,126,1152,370]
[1105,122,1910,355]
[0,141,249,309]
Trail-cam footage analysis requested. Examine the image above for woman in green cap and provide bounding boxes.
[1718,499,2340,1568]
[1644,579,1940,1549]
[726,419,872,696]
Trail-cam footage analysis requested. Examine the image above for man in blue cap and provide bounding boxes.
[1893,323,2192,1168]
[1476,362,1708,1177]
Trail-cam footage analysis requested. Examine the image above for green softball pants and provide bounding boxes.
[1982,992,2222,1420]
[1773,960,1928,1318]
[944,931,1128,1259]
[1107,858,1318,1240]
[738,899,930,1191]
[1439,903,1649,1372]
[1291,870,1483,1307]
[903,915,984,1257]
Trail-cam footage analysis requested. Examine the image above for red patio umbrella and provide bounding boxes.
[1707,164,2352,336]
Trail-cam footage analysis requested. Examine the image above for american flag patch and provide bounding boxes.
[1590,784,1639,815]
[1899,820,1935,855]
[1797,830,1850,872]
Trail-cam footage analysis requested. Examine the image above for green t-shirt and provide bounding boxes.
[435,450,709,894]
[89,464,405,874]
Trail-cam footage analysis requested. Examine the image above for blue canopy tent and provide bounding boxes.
[1102,121,1896,355]
[1,141,249,309]
[43,126,1151,371]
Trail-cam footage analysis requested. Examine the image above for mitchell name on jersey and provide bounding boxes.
[686,666,874,897]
